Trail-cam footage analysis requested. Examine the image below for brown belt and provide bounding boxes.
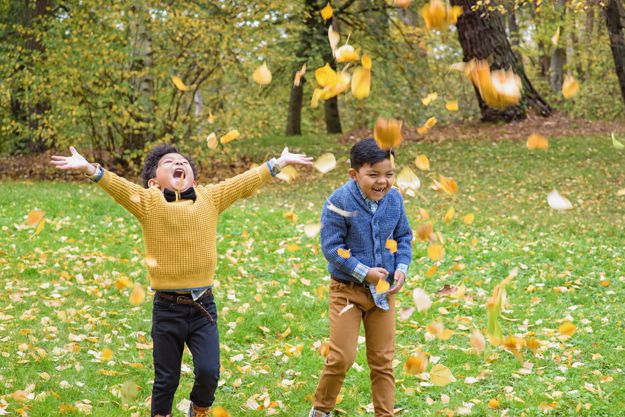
[331,275,368,288]
[156,291,214,323]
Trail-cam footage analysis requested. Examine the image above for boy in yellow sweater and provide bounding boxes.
[51,144,312,417]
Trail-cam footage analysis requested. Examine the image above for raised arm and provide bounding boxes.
[50,147,151,221]
[201,147,312,213]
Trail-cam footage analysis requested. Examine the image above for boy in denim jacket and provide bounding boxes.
[309,138,412,417]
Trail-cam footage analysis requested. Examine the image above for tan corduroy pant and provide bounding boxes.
[313,279,396,417]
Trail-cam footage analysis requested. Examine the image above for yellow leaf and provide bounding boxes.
[220,130,241,145]
[328,26,340,52]
[252,62,272,85]
[415,154,430,171]
[427,243,444,261]
[321,69,351,99]
[206,132,218,150]
[488,398,500,409]
[375,279,390,294]
[101,347,113,361]
[171,75,190,92]
[559,321,576,336]
[430,363,456,386]
[562,75,580,99]
[361,54,372,70]
[208,110,215,124]
[445,100,459,111]
[551,26,561,46]
[373,117,403,150]
[393,0,414,8]
[385,239,397,253]
[462,213,475,225]
[396,166,420,196]
[311,88,325,108]
[276,165,299,183]
[26,209,45,226]
[470,329,485,353]
[320,2,333,21]
[421,92,438,106]
[351,67,371,100]
[337,248,351,259]
[313,153,337,174]
[293,63,307,87]
[527,133,549,150]
[212,406,232,417]
[335,44,359,63]
[433,175,458,195]
[416,222,433,241]
[404,351,428,375]
[612,132,625,149]
[283,211,298,222]
[444,207,455,223]
[115,276,133,290]
[416,117,437,135]
[33,218,46,238]
[421,0,448,30]
[129,283,145,306]
[315,63,338,88]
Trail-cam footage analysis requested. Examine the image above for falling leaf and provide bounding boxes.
[427,321,454,340]
[33,218,46,238]
[212,406,232,417]
[276,165,299,183]
[375,279,390,294]
[101,347,113,361]
[464,59,521,109]
[129,283,145,306]
[486,271,515,345]
[412,288,432,312]
[488,398,500,409]
[304,224,322,237]
[551,26,561,46]
[432,175,458,195]
[26,209,45,226]
[430,363,456,386]
[339,302,354,316]
[294,63,307,87]
[417,117,437,135]
[462,213,474,225]
[208,110,215,124]
[611,132,624,150]
[416,223,433,241]
[321,69,351,99]
[327,200,357,217]
[362,54,372,70]
[562,75,580,99]
[470,329,486,353]
[311,88,325,108]
[283,211,298,222]
[527,133,549,150]
[320,2,333,21]
[421,92,438,106]
[445,100,459,111]
[373,117,403,150]
[399,307,415,321]
[396,166,420,196]
[444,207,455,224]
[404,351,428,375]
[526,337,540,352]
[220,130,241,145]
[547,189,572,211]
[385,239,397,253]
[415,154,430,171]
[171,75,190,91]
[351,66,371,100]
[427,243,444,261]
[252,62,272,85]
[335,44,359,63]
[315,63,338,88]
[206,132,218,150]
[318,342,330,357]
[394,0,413,7]
[328,26,340,53]
[559,321,576,336]
[313,153,337,174]
[337,248,351,259]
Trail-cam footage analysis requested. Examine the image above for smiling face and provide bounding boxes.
[349,158,395,202]
[147,152,196,192]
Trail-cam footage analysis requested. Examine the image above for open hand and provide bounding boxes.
[276,147,313,168]
[51,146,95,175]
[364,267,388,285]
[388,270,405,295]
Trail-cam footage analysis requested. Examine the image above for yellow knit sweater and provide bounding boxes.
[97,164,272,290]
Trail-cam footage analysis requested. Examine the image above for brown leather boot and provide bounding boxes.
[188,402,210,417]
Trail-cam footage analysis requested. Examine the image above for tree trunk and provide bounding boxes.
[450,0,552,122]
[549,0,567,92]
[323,54,342,133]
[505,0,520,49]
[286,72,305,135]
[605,0,625,104]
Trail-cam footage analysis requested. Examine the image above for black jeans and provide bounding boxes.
[150,291,219,417]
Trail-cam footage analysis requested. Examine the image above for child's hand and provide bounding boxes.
[276,147,313,168]
[51,146,96,175]
[364,267,388,285]
[388,270,405,295]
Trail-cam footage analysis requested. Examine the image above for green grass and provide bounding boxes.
[1,134,625,416]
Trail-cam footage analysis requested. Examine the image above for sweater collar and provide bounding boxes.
[347,180,387,213]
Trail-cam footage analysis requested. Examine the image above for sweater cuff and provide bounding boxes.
[351,262,370,283]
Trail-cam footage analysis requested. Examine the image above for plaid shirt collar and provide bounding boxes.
[355,182,380,212]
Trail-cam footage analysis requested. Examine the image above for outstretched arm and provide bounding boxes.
[50,147,150,221]
[203,147,313,213]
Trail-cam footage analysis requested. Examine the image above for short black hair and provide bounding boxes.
[350,138,395,170]
[140,144,198,188]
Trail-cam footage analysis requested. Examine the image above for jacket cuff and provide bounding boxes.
[351,262,370,283]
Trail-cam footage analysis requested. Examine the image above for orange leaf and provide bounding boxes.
[385,239,397,253]
[559,321,576,336]
[129,283,145,306]
[373,117,402,150]
[320,2,333,21]
[26,209,45,226]
[404,351,428,375]
[375,279,390,294]
[427,243,444,261]
[527,133,549,150]
[337,248,351,259]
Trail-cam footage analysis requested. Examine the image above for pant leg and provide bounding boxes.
[363,294,396,417]
[186,293,220,408]
[151,295,187,417]
[313,281,369,413]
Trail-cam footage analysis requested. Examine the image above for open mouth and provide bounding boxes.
[372,186,386,193]
[173,168,185,179]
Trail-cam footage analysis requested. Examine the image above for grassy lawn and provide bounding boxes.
[1,133,624,416]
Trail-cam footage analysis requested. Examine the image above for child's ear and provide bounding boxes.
[348,168,357,180]
[147,178,159,188]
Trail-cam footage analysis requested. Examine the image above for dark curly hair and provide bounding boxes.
[350,138,395,170]
[140,144,198,188]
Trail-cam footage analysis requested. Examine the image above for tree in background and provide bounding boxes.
[605,0,625,104]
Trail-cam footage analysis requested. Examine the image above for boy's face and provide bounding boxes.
[147,152,196,192]
[349,158,395,202]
